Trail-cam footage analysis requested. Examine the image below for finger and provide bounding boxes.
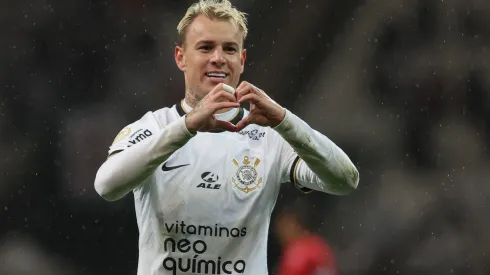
[213,101,240,112]
[249,84,262,94]
[235,116,252,131]
[208,83,234,98]
[249,101,255,112]
[255,88,276,103]
[235,88,251,102]
[208,83,224,96]
[222,83,236,95]
[214,120,238,132]
[235,83,253,101]
[238,93,262,104]
[236,81,249,91]
[212,90,237,103]
[247,85,271,101]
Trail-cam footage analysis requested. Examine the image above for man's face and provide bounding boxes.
[175,15,246,100]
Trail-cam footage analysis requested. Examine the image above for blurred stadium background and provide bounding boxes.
[1,0,490,274]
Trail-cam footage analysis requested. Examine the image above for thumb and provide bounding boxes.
[235,116,252,132]
[214,120,238,132]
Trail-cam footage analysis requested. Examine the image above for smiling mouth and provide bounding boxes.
[205,72,228,79]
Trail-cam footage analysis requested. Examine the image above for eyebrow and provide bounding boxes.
[196,40,240,48]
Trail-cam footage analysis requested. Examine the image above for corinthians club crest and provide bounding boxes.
[232,156,263,194]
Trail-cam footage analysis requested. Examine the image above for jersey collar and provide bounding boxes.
[176,99,245,132]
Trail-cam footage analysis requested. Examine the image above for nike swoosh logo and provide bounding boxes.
[161,162,190,171]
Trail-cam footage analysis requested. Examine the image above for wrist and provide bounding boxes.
[272,109,292,133]
[270,108,287,128]
[184,115,197,135]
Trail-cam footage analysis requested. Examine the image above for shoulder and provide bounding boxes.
[108,105,179,153]
[129,104,179,131]
[152,105,180,124]
[122,109,162,134]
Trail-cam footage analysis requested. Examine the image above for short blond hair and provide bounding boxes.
[177,0,248,46]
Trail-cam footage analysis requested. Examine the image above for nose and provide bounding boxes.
[210,47,225,66]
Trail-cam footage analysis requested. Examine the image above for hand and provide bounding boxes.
[185,83,240,133]
[235,81,286,131]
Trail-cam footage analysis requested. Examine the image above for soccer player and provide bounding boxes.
[94,1,359,274]
[275,201,338,275]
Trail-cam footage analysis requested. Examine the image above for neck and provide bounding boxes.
[184,89,200,109]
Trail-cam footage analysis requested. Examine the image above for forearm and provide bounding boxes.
[94,117,193,201]
[274,109,359,195]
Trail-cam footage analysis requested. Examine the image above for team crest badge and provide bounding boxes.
[232,156,263,194]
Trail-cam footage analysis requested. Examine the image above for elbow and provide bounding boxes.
[329,166,359,196]
[94,179,119,202]
[341,165,360,195]
[94,169,122,202]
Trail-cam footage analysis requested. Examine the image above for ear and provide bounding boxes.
[175,45,186,72]
[240,49,247,74]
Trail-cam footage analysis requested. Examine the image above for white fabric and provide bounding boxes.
[274,110,359,194]
[94,103,358,275]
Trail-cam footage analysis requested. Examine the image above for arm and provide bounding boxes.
[94,83,239,201]
[232,81,359,195]
[94,116,193,201]
[275,109,359,195]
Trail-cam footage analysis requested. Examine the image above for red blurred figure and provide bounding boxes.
[275,203,338,275]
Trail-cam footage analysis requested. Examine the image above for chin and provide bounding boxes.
[200,81,222,92]
[207,79,227,86]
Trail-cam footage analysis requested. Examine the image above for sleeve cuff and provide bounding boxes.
[272,108,293,133]
[177,115,196,137]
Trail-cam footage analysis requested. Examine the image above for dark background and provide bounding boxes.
[1,0,490,274]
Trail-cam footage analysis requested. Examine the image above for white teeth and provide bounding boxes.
[206,73,227,78]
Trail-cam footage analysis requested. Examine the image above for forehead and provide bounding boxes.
[186,15,243,45]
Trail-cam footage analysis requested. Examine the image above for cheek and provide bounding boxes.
[229,57,243,71]
[187,56,206,70]
[188,63,204,78]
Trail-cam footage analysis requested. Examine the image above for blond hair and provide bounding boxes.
[177,0,248,46]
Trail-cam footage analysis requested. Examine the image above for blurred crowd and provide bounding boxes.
[1,0,490,274]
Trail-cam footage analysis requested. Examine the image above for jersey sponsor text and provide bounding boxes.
[162,221,247,274]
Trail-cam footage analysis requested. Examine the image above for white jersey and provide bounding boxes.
[108,101,304,275]
[99,99,359,275]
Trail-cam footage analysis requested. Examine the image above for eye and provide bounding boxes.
[199,45,212,51]
[224,46,237,53]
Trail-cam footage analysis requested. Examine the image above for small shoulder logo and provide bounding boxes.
[231,156,263,194]
[112,127,131,144]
